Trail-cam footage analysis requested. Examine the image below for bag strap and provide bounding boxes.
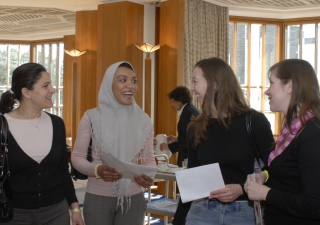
[86,119,93,163]
[0,115,9,178]
[246,113,265,170]
[87,138,93,162]
[0,115,8,146]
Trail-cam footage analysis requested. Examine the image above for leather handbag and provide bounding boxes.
[0,115,14,223]
[70,138,93,181]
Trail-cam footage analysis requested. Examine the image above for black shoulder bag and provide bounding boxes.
[246,113,266,172]
[70,138,93,181]
[0,115,14,223]
[246,113,266,225]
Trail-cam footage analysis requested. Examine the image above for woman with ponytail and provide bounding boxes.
[0,63,83,225]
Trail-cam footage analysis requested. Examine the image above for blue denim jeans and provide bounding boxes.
[186,199,255,225]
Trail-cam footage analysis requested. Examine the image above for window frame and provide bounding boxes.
[0,40,32,95]
[229,16,320,138]
[31,38,64,117]
[0,38,64,117]
[229,17,284,138]
[283,18,320,75]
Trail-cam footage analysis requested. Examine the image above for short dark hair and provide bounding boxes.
[0,63,46,114]
[168,86,192,104]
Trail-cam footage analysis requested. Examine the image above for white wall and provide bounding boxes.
[143,4,157,125]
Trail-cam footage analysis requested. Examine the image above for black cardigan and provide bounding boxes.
[188,111,275,200]
[265,118,320,225]
[4,113,77,209]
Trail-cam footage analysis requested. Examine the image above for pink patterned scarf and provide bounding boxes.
[268,113,314,166]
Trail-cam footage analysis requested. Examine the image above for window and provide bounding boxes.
[0,44,30,95]
[229,17,320,137]
[33,41,64,117]
[0,39,64,118]
[228,18,281,137]
[285,22,320,81]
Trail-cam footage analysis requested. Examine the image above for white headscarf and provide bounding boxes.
[88,61,152,211]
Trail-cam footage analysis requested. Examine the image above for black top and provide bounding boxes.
[188,111,274,200]
[265,117,320,225]
[4,113,77,209]
[168,103,200,167]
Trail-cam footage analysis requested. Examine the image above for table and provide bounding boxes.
[154,171,176,198]
[146,170,178,225]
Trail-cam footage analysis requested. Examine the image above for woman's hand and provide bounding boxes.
[167,135,177,143]
[133,174,154,189]
[97,164,123,182]
[245,172,266,188]
[159,143,169,151]
[244,172,266,193]
[246,182,270,201]
[209,184,243,203]
[71,212,84,225]
[70,202,84,225]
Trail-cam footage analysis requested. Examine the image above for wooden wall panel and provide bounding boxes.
[156,0,184,143]
[97,2,144,107]
[63,35,75,137]
[125,3,144,106]
[73,11,98,146]
[154,0,185,198]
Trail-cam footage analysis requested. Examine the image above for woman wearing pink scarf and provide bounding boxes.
[245,59,320,225]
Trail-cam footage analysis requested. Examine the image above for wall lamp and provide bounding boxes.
[135,43,160,117]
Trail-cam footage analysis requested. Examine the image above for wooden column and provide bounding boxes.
[154,0,185,198]
[73,10,98,146]
[97,2,144,107]
[156,0,185,137]
[156,0,185,148]
[63,35,75,138]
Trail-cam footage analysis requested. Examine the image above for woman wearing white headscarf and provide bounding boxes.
[72,61,156,225]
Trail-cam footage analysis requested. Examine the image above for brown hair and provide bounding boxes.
[268,59,320,133]
[189,57,254,148]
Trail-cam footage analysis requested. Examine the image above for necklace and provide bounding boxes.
[18,109,42,133]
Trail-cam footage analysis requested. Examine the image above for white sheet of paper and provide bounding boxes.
[175,163,225,203]
[99,152,158,179]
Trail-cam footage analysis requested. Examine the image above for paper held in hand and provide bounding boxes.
[99,152,158,179]
[175,163,225,203]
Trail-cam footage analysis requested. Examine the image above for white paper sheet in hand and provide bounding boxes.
[175,163,225,203]
[99,152,158,179]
